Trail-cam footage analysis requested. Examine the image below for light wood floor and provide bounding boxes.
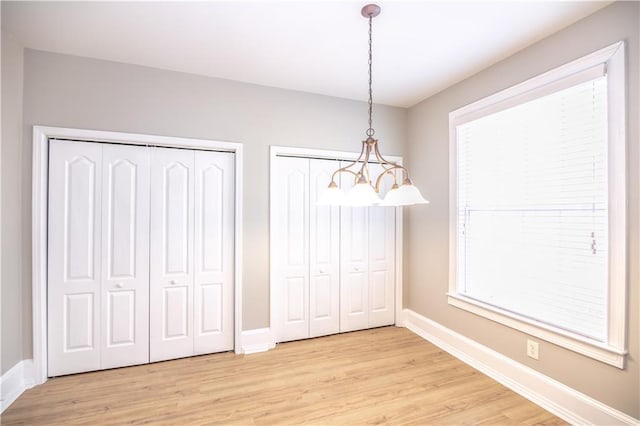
[2,327,565,425]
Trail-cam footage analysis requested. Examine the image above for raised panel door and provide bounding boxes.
[273,156,310,342]
[194,151,234,354]
[309,159,340,338]
[100,144,150,368]
[149,147,195,362]
[48,140,103,376]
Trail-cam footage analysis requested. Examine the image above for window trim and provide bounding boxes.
[448,41,627,368]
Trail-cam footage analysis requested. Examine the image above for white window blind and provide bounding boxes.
[456,73,608,342]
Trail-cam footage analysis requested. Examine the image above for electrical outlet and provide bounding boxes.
[527,340,539,360]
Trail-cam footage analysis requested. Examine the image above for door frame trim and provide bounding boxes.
[269,145,404,343]
[32,125,244,385]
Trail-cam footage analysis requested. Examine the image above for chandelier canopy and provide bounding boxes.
[318,4,429,207]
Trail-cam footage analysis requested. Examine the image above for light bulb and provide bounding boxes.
[317,182,348,206]
[381,182,429,206]
[346,182,381,206]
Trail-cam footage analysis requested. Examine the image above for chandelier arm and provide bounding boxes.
[374,164,408,193]
[372,144,398,171]
[358,141,373,184]
[373,140,408,178]
[329,141,367,183]
[331,168,360,182]
[371,145,399,188]
[350,140,367,169]
[330,165,362,183]
[380,164,399,185]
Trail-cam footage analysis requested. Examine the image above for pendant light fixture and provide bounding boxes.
[318,4,428,207]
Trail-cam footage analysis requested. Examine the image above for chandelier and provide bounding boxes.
[318,4,428,207]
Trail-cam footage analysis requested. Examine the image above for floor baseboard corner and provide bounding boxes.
[1,359,35,413]
[403,309,639,426]
[240,328,276,355]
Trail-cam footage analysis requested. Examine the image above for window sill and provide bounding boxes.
[447,293,627,369]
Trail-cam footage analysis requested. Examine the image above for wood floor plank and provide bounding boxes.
[2,327,565,425]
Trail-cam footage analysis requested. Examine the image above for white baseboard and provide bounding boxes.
[403,309,639,426]
[240,328,276,355]
[1,359,35,413]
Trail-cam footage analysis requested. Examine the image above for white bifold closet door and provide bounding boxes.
[101,144,151,369]
[149,148,234,362]
[273,156,309,342]
[48,140,150,376]
[273,156,340,342]
[340,163,395,332]
[273,156,394,343]
[149,148,195,362]
[48,140,235,375]
[309,159,340,338]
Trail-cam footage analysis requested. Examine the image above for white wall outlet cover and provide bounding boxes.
[527,340,540,360]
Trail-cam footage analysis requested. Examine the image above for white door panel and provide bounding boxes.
[286,169,307,268]
[273,157,309,342]
[64,293,95,351]
[106,290,135,345]
[286,277,306,321]
[198,283,223,332]
[150,147,195,362]
[105,159,138,279]
[341,270,369,331]
[64,156,99,281]
[48,140,103,376]
[165,164,191,274]
[194,151,234,354]
[309,159,340,338]
[311,275,332,317]
[164,286,190,338]
[101,144,150,368]
[348,208,368,263]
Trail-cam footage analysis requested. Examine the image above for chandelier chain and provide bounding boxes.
[318,4,428,206]
[366,14,374,137]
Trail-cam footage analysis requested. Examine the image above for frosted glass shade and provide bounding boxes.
[346,182,382,206]
[381,183,429,206]
[317,185,348,206]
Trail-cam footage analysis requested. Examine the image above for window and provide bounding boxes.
[448,42,627,368]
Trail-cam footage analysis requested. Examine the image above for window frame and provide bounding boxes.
[448,41,627,368]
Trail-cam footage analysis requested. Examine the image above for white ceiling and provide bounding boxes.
[2,1,611,107]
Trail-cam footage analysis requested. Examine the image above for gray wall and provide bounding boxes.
[3,1,638,418]
[406,1,639,418]
[10,49,406,366]
[1,31,25,375]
